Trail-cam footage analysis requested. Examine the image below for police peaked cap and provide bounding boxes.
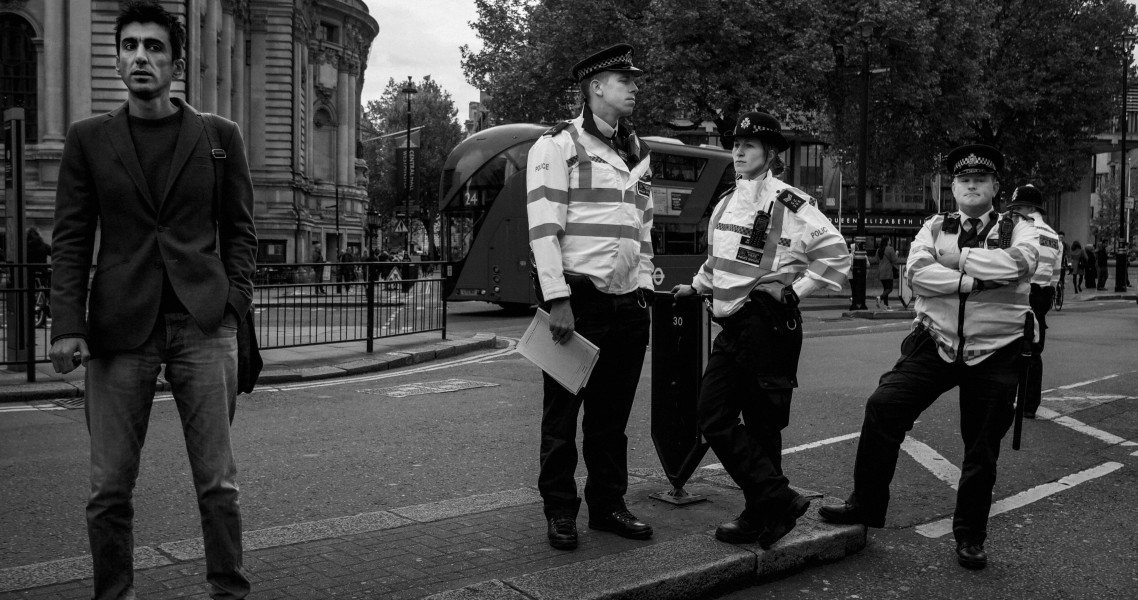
[729,111,789,153]
[1008,184,1046,214]
[572,43,644,82]
[947,144,1004,177]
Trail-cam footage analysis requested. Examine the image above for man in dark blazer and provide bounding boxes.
[48,3,256,598]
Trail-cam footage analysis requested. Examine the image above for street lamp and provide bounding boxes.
[1117,32,1136,292]
[850,18,875,311]
[402,76,418,259]
[366,207,381,254]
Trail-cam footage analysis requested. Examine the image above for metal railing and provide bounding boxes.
[0,261,448,381]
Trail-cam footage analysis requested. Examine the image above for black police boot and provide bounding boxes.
[956,541,987,570]
[714,513,765,544]
[818,501,885,528]
[758,495,811,549]
[588,509,653,540]
[547,516,578,550]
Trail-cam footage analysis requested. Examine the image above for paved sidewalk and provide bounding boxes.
[0,471,865,600]
[0,331,501,404]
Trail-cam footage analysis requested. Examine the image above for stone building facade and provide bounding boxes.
[0,0,379,264]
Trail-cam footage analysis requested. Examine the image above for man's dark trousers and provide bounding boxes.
[847,329,1018,545]
[539,279,649,518]
[1025,284,1053,415]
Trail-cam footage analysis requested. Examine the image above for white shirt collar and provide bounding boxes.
[593,113,616,139]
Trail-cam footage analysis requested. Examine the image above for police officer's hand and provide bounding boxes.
[671,284,696,299]
[49,337,89,374]
[936,249,962,269]
[548,298,575,344]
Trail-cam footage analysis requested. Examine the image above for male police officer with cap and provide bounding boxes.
[527,43,655,551]
[1006,184,1062,418]
[819,144,1039,571]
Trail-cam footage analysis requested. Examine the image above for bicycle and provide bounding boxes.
[1052,264,1065,312]
[33,269,51,328]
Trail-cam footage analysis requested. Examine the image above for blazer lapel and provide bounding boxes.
[161,99,204,207]
[103,103,156,211]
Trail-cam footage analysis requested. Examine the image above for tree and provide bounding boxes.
[1092,176,1124,244]
[463,0,1138,194]
[362,77,464,259]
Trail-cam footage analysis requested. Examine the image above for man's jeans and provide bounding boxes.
[85,313,249,600]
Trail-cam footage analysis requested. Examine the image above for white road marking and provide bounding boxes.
[701,432,860,472]
[1035,407,1138,447]
[901,436,961,490]
[914,461,1125,538]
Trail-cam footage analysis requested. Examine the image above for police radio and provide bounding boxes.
[745,211,770,248]
[997,216,1014,249]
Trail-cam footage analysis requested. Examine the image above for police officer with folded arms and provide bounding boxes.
[1005,184,1062,418]
[819,145,1039,570]
[527,43,655,551]
[673,112,851,548]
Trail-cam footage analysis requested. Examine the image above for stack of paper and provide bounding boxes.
[517,309,600,394]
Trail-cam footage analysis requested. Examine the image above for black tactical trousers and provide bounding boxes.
[538,280,650,519]
[698,294,803,519]
[1025,284,1053,415]
[848,328,1019,544]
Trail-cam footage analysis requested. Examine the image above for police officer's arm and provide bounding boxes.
[958,218,1039,285]
[788,205,851,299]
[677,194,731,298]
[526,134,574,343]
[907,217,981,296]
[637,170,656,293]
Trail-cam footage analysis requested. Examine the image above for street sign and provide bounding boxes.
[394,220,408,233]
[1126,197,1134,210]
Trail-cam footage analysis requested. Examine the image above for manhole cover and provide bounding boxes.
[359,378,499,398]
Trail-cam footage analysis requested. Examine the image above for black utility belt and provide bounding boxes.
[713,289,799,331]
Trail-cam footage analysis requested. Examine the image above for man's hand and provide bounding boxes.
[49,337,89,374]
[671,284,696,299]
[936,250,962,269]
[548,298,575,344]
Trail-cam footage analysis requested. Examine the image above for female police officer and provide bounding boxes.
[672,112,851,548]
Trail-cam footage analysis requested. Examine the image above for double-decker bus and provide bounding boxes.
[438,123,735,310]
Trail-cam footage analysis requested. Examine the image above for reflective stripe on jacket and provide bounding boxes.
[527,115,653,301]
[906,211,1040,365]
[691,174,851,318]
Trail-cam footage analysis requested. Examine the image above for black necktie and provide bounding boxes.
[958,218,982,249]
[609,135,629,164]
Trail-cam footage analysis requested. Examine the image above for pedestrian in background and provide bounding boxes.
[820,144,1038,572]
[672,111,851,548]
[312,240,327,295]
[26,227,52,286]
[48,2,257,597]
[1095,240,1109,290]
[1070,240,1084,293]
[527,43,655,551]
[875,237,899,310]
[1006,185,1061,419]
[336,246,355,294]
[1083,241,1097,290]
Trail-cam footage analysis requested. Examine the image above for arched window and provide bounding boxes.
[313,106,336,181]
[0,13,38,142]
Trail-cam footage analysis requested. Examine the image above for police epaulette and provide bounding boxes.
[542,122,571,137]
[926,211,953,223]
[776,188,812,213]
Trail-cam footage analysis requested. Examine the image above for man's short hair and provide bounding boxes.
[115,0,187,63]
[1059,230,1065,236]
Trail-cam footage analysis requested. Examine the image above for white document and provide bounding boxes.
[517,309,600,395]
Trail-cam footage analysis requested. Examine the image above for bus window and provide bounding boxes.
[651,154,708,182]
[443,140,534,262]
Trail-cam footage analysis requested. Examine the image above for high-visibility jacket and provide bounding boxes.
[1023,212,1062,287]
[691,175,851,318]
[527,114,653,301]
[907,210,1039,365]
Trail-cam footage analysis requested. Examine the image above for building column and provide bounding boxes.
[41,0,66,143]
[337,67,352,186]
[346,66,358,186]
[233,26,246,132]
[219,9,234,118]
[247,22,266,167]
[202,0,219,113]
[66,0,92,127]
[187,0,202,106]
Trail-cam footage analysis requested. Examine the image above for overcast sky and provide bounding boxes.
[359,1,483,122]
